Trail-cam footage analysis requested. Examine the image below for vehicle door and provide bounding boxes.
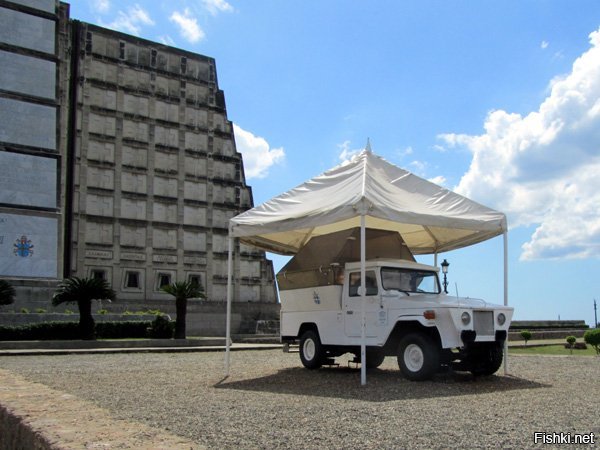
[343,270,386,337]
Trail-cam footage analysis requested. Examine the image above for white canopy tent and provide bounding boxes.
[225,147,508,384]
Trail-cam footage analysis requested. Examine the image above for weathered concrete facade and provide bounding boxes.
[0,0,278,320]
[66,22,277,305]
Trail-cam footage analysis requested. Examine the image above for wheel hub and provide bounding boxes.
[404,343,424,372]
[303,338,315,360]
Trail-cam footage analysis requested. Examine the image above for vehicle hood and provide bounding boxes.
[438,295,512,310]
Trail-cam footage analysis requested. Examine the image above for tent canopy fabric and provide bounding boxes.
[229,149,506,255]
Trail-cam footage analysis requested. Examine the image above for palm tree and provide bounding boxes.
[161,281,205,339]
[0,280,16,306]
[52,277,116,340]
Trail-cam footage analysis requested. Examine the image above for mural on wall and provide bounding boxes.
[0,213,57,278]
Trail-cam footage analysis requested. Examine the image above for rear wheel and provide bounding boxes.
[299,330,324,369]
[397,333,440,381]
[365,348,385,369]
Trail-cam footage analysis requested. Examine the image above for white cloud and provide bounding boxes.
[158,35,176,46]
[428,175,447,186]
[170,8,205,43]
[541,40,549,49]
[337,140,363,165]
[92,0,110,13]
[233,124,285,179]
[397,146,413,158]
[202,0,234,16]
[409,160,427,175]
[102,4,154,35]
[440,27,600,260]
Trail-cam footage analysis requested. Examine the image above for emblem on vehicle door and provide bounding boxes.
[313,291,320,304]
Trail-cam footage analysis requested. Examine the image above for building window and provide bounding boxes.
[124,270,141,289]
[85,32,92,53]
[151,49,157,67]
[180,56,187,74]
[188,274,201,287]
[90,269,106,281]
[157,272,172,289]
[119,41,125,59]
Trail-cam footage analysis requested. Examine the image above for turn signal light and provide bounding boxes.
[423,310,436,320]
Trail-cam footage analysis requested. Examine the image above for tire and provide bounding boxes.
[470,343,503,376]
[365,348,386,369]
[397,333,440,381]
[299,330,324,370]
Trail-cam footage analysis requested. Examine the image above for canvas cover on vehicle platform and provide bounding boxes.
[276,227,415,290]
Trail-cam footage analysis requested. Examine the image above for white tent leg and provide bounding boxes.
[224,230,234,377]
[503,230,509,375]
[360,214,367,386]
[434,252,438,268]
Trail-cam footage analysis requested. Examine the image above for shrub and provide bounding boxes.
[0,320,153,341]
[0,322,79,340]
[566,335,576,354]
[98,309,108,315]
[147,314,174,339]
[583,329,600,355]
[64,309,74,314]
[520,330,532,345]
[35,308,47,314]
[20,308,29,314]
[96,321,150,339]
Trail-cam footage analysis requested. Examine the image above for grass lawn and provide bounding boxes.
[509,344,599,356]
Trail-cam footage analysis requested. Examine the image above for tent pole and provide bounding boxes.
[360,214,367,386]
[225,228,234,377]
[434,252,438,268]
[503,230,509,375]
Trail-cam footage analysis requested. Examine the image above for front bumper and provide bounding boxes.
[461,329,507,346]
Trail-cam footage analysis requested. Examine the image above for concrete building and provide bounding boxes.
[0,0,278,331]
[0,0,63,302]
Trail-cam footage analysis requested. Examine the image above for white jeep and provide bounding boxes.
[279,259,513,380]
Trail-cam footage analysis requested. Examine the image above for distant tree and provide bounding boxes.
[0,280,16,306]
[161,281,205,339]
[520,330,532,346]
[52,277,116,340]
[583,329,600,356]
[566,336,576,355]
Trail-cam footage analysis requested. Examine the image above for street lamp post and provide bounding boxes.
[441,259,449,294]
[594,299,598,328]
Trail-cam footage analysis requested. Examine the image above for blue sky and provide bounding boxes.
[72,1,600,326]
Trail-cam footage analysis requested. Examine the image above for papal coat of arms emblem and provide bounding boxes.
[14,235,34,257]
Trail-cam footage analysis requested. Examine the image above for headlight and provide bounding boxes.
[461,312,471,325]
[497,313,506,326]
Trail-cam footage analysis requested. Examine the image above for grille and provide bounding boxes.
[474,311,494,337]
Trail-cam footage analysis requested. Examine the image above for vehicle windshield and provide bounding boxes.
[381,267,440,294]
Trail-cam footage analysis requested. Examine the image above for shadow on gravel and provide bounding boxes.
[215,366,550,402]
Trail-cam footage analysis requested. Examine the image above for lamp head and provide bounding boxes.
[441,259,449,274]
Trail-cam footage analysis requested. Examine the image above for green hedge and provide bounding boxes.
[0,320,154,341]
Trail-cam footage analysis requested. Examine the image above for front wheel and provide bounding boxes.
[470,343,504,376]
[299,330,324,370]
[397,333,440,381]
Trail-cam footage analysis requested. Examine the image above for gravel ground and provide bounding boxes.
[1,350,599,449]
